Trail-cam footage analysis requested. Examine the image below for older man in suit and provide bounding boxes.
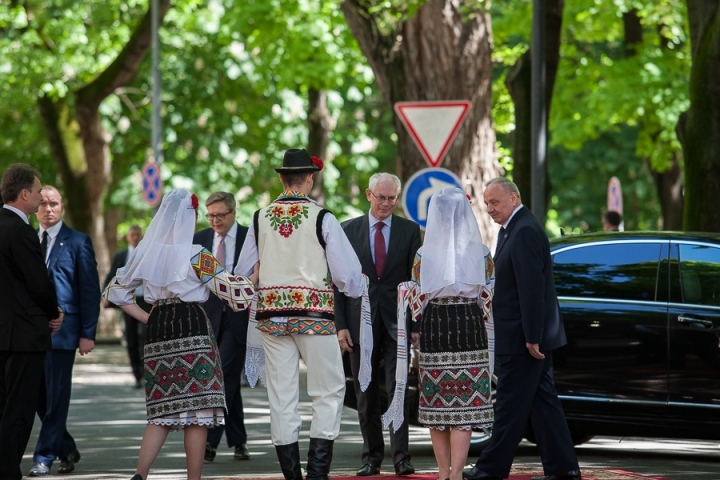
[103,225,149,389]
[29,186,100,477]
[464,178,580,480]
[0,164,62,480]
[335,172,421,477]
[193,192,251,462]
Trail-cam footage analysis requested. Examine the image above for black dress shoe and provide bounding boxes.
[530,470,582,480]
[234,443,250,460]
[204,442,217,462]
[395,459,415,476]
[462,466,503,480]
[58,449,81,474]
[130,475,143,480]
[356,464,380,476]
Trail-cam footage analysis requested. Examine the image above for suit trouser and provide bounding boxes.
[207,310,247,449]
[262,332,345,445]
[477,351,578,478]
[125,296,149,382]
[349,320,410,467]
[34,349,77,467]
[0,351,45,480]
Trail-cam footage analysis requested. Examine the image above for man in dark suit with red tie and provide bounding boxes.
[335,173,421,477]
[464,177,580,480]
[193,192,251,462]
[0,164,62,480]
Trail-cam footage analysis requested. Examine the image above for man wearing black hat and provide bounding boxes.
[235,149,368,480]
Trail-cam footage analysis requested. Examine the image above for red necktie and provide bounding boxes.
[374,222,386,277]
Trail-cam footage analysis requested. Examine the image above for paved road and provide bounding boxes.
[19,344,720,480]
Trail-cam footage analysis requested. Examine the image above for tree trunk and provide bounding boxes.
[622,8,685,230]
[505,0,563,209]
[676,1,720,232]
[35,0,171,279]
[308,87,331,205]
[341,0,501,243]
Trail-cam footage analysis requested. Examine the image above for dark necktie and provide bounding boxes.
[41,230,48,261]
[497,226,506,251]
[374,222,386,277]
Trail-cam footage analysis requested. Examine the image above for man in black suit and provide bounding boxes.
[103,225,150,389]
[193,192,251,462]
[0,164,62,480]
[335,173,421,477]
[464,178,580,480]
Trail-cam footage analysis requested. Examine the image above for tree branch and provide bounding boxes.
[75,0,172,106]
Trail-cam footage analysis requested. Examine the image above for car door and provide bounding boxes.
[667,241,720,434]
[551,240,669,423]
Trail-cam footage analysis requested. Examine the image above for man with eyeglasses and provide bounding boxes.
[193,192,252,463]
[335,172,421,477]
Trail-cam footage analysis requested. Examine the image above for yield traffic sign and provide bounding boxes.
[142,162,162,206]
[394,101,471,168]
[402,168,463,229]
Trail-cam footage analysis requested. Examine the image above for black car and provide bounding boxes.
[550,231,720,444]
[343,232,720,449]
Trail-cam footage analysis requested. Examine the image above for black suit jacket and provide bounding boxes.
[0,208,58,352]
[492,206,566,355]
[335,214,421,343]
[193,224,250,345]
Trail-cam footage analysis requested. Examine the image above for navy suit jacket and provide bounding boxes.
[492,206,566,355]
[43,223,101,350]
[334,214,421,342]
[0,208,58,352]
[193,224,249,345]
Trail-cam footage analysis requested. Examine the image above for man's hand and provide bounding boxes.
[338,328,354,353]
[79,338,95,356]
[526,342,545,360]
[49,310,64,336]
[410,332,420,348]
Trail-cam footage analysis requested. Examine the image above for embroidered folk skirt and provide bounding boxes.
[143,299,226,430]
[418,298,493,429]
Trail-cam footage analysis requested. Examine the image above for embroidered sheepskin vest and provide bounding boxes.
[255,198,334,320]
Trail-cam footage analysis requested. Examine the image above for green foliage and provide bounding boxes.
[490,0,690,233]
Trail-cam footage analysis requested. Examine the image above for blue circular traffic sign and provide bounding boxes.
[142,162,162,206]
[402,167,463,229]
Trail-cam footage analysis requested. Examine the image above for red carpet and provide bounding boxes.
[218,471,670,480]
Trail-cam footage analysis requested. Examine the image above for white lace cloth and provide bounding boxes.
[149,407,225,432]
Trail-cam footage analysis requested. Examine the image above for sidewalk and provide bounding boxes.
[22,344,438,480]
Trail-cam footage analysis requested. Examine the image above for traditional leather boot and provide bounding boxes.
[306,438,334,480]
[275,442,303,480]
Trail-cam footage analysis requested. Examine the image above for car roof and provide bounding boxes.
[550,231,720,249]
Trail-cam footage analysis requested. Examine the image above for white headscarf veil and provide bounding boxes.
[116,189,197,287]
[420,187,489,294]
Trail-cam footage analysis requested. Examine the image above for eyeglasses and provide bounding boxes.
[205,210,233,221]
[369,190,398,204]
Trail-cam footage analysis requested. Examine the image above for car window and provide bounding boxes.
[553,243,661,301]
[677,243,720,307]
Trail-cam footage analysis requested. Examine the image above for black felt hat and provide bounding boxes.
[275,148,323,174]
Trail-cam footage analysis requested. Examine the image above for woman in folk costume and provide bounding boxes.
[103,189,256,480]
[385,187,494,480]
